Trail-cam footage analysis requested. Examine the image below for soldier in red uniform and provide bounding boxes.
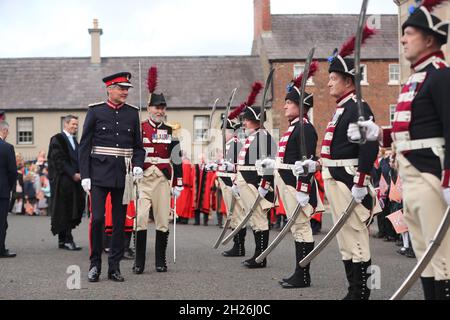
[133,66,183,274]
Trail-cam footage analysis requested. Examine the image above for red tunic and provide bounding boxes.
[175,159,195,219]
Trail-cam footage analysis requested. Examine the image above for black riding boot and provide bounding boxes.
[352,260,371,300]
[222,228,246,257]
[203,213,209,226]
[435,279,450,300]
[132,230,147,274]
[420,277,436,300]
[243,230,269,269]
[280,242,314,288]
[194,210,200,225]
[342,260,355,300]
[155,230,169,272]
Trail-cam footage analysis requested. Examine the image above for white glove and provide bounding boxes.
[443,188,450,206]
[261,158,276,170]
[133,167,143,177]
[231,184,240,198]
[352,185,368,203]
[296,191,310,207]
[172,186,183,199]
[256,158,276,176]
[81,178,91,193]
[206,163,218,172]
[133,167,144,182]
[258,186,269,198]
[220,161,235,172]
[293,159,317,177]
[347,117,380,142]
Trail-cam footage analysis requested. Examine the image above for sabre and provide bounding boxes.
[390,207,450,300]
[213,196,237,249]
[292,47,316,177]
[349,0,369,145]
[224,89,238,158]
[259,68,276,158]
[212,89,237,248]
[299,198,358,267]
[221,195,263,245]
[207,98,220,143]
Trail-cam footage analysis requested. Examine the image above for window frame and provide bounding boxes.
[388,63,400,85]
[16,117,34,145]
[193,115,210,143]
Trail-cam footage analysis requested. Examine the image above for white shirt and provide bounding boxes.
[63,130,76,150]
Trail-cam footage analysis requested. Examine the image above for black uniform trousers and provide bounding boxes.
[90,185,126,272]
[0,198,9,253]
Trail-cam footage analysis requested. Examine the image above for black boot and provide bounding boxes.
[203,213,209,226]
[435,279,450,300]
[217,212,223,227]
[132,230,147,274]
[222,228,246,257]
[342,260,355,300]
[280,242,314,289]
[194,210,200,225]
[419,277,436,300]
[243,230,269,269]
[122,232,134,260]
[155,230,169,272]
[353,260,371,300]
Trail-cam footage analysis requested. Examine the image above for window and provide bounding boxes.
[307,108,314,125]
[293,64,314,86]
[390,104,397,125]
[389,64,400,85]
[360,64,368,85]
[194,115,210,143]
[17,117,34,145]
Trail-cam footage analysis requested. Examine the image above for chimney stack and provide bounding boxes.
[254,0,272,40]
[88,19,103,64]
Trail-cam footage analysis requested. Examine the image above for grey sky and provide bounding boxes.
[0,0,397,58]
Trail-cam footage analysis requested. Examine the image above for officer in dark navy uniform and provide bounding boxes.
[79,72,145,282]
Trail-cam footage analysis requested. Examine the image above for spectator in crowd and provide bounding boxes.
[47,114,84,251]
[0,120,17,258]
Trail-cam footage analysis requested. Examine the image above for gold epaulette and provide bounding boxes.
[88,101,105,108]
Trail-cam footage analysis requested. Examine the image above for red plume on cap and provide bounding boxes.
[422,0,449,11]
[228,82,263,120]
[339,25,377,58]
[293,61,320,89]
[147,65,158,94]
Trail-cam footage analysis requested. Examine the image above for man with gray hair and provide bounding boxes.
[48,115,84,251]
[0,120,18,258]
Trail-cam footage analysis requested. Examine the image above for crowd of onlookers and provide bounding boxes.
[372,148,415,259]
[9,151,51,217]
